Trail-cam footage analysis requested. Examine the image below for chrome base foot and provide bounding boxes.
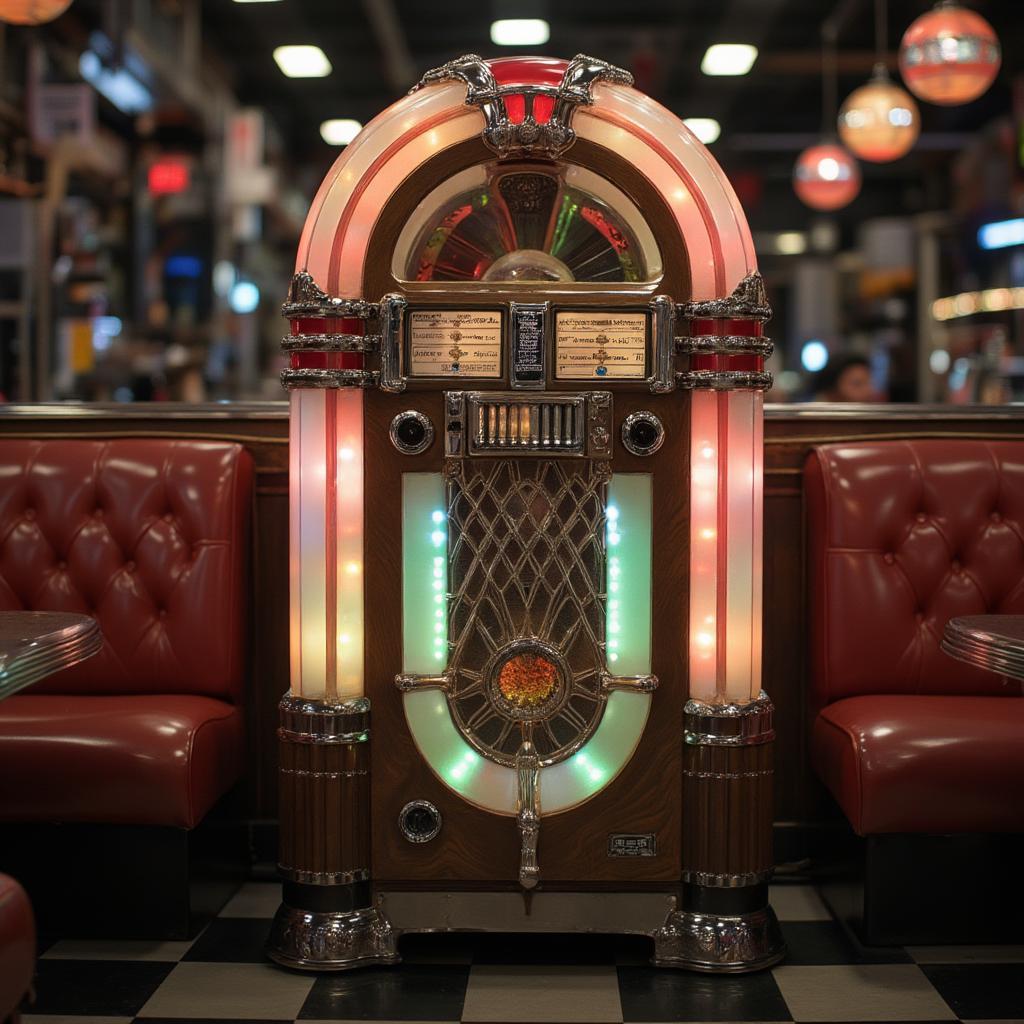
[652,904,785,973]
[266,903,399,972]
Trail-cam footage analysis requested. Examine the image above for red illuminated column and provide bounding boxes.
[267,271,398,972]
[653,272,784,973]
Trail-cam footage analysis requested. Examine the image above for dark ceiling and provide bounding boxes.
[198,0,1019,230]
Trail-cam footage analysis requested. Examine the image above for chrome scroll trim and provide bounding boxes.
[281,333,381,353]
[652,903,785,973]
[389,410,435,456]
[280,368,379,390]
[684,691,775,747]
[676,370,773,392]
[266,903,399,972]
[678,271,773,323]
[398,800,442,844]
[278,866,371,885]
[278,694,370,745]
[281,271,379,320]
[620,411,665,457]
[679,335,775,358]
[601,671,659,693]
[411,53,633,159]
[394,672,452,694]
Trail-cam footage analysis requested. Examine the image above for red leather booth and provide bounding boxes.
[0,439,253,936]
[0,872,34,1021]
[805,439,1024,941]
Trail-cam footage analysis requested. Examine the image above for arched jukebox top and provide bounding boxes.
[282,55,772,823]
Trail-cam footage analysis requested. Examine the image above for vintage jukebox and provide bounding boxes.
[267,53,783,974]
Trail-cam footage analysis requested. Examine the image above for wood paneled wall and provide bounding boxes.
[3,403,1021,825]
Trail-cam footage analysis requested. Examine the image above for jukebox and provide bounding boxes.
[267,54,784,974]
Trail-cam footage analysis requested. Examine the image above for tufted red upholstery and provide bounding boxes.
[0,872,34,1019]
[805,440,1024,835]
[0,439,252,828]
[0,439,250,700]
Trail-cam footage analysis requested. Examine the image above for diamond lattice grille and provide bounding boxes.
[447,459,607,767]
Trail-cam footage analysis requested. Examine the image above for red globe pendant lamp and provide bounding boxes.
[793,143,861,211]
[839,65,920,162]
[899,1,1001,106]
[0,0,72,23]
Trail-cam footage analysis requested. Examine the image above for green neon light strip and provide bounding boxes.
[606,474,653,675]
[403,689,651,815]
[402,473,448,674]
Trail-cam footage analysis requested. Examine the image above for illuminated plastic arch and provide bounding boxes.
[287,56,767,814]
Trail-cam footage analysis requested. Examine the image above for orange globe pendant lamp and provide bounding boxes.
[793,143,861,211]
[899,1,1001,106]
[0,0,71,23]
[839,66,919,162]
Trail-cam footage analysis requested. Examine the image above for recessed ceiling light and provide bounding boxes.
[320,118,363,146]
[490,18,550,46]
[775,231,808,255]
[701,43,758,76]
[683,118,721,144]
[273,45,332,78]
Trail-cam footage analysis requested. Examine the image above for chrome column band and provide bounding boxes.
[677,271,773,323]
[677,370,773,392]
[681,868,773,887]
[280,368,379,390]
[684,692,775,746]
[678,336,774,358]
[281,271,379,320]
[281,334,381,353]
[278,695,370,744]
[279,866,371,885]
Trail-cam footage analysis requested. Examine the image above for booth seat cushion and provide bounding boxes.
[0,872,34,1019]
[812,694,1024,835]
[0,694,243,828]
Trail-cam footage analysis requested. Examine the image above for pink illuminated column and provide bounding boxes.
[281,276,375,701]
[680,276,772,706]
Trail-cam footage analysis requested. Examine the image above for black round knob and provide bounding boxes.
[399,800,442,843]
[622,411,665,456]
[390,411,434,455]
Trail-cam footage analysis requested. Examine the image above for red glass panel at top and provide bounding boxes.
[488,57,568,88]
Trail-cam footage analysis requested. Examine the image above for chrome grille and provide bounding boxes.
[471,396,583,452]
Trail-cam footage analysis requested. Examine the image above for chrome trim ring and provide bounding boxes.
[279,695,370,745]
[684,691,775,747]
[389,411,435,456]
[280,368,379,390]
[399,800,442,844]
[621,411,665,457]
[281,334,381,353]
[679,335,774,358]
[676,370,773,392]
[278,866,371,885]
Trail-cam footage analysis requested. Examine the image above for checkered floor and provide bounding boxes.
[23,881,1024,1022]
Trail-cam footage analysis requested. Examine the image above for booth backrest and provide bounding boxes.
[0,439,253,702]
[805,439,1024,710]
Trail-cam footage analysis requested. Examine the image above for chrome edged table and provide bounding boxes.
[942,615,1024,682]
[0,612,103,700]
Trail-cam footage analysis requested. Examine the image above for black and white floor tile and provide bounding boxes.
[23,882,1024,1023]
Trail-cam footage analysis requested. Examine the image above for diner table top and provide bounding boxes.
[941,614,1024,682]
[0,611,103,701]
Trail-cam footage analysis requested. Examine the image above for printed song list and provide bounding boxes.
[408,310,502,378]
[555,312,647,379]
